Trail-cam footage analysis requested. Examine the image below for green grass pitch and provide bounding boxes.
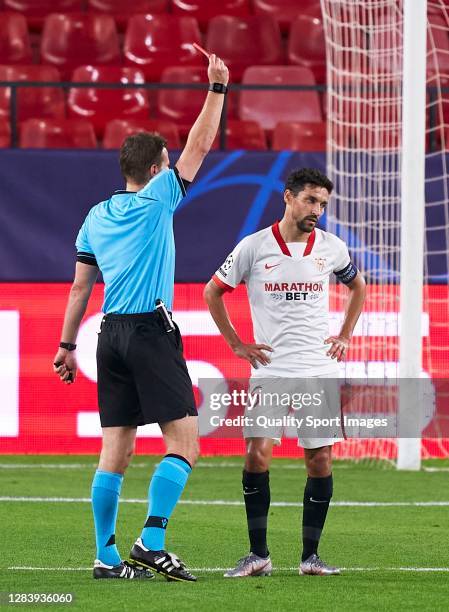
[1,455,449,611]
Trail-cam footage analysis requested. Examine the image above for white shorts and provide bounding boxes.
[242,373,344,450]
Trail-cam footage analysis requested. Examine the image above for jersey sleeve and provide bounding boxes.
[75,215,98,266]
[212,237,254,292]
[138,167,187,212]
[333,239,357,284]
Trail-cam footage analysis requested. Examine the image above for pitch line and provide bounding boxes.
[0,462,307,470]
[423,467,449,472]
[3,462,449,472]
[2,496,449,508]
[7,566,449,573]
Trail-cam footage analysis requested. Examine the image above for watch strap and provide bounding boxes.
[60,342,77,351]
[208,82,228,94]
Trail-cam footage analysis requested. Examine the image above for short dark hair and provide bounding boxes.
[285,168,333,196]
[119,132,167,185]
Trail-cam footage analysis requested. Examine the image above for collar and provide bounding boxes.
[271,221,316,257]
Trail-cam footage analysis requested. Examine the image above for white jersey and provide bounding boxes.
[213,222,355,377]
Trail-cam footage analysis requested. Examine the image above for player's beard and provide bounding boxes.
[297,216,318,233]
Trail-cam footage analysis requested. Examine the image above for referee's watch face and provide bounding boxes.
[286,184,329,233]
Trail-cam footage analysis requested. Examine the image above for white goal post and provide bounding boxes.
[397,0,427,470]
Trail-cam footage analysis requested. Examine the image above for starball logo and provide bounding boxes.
[265,281,324,301]
[217,254,233,278]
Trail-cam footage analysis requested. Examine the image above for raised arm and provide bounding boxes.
[175,54,229,182]
[203,279,272,368]
[53,261,99,384]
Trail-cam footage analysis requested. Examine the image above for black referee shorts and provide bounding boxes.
[96,311,197,428]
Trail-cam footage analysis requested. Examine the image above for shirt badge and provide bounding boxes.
[314,257,326,272]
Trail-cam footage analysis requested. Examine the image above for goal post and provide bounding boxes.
[397,0,427,470]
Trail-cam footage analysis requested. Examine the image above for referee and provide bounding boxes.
[53,54,229,582]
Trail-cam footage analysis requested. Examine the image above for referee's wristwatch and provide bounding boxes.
[59,342,77,351]
[209,82,228,94]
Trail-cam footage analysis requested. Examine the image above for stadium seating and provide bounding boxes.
[216,119,267,150]
[205,15,283,81]
[0,14,32,64]
[68,66,150,137]
[157,66,206,136]
[124,15,202,81]
[0,65,65,123]
[239,66,322,132]
[0,117,11,147]
[103,119,181,149]
[40,14,120,80]
[104,117,267,151]
[172,0,251,31]
[427,13,449,86]
[157,66,235,138]
[253,0,321,33]
[369,9,449,83]
[4,1,83,30]
[87,0,169,31]
[272,121,326,151]
[0,3,331,150]
[20,118,97,148]
[288,14,326,83]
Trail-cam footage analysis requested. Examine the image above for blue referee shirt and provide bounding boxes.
[75,168,187,314]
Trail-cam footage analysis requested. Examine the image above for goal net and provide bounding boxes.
[321,0,449,464]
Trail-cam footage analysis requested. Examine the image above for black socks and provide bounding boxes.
[242,470,270,559]
[301,474,333,562]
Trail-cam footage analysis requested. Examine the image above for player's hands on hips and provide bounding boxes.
[53,348,77,384]
[232,341,273,368]
[208,54,229,86]
[324,335,350,362]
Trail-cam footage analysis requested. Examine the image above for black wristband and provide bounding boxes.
[209,82,228,94]
[60,342,77,351]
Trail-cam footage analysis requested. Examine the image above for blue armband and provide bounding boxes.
[335,261,358,284]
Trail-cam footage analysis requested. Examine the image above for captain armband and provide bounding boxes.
[334,261,358,284]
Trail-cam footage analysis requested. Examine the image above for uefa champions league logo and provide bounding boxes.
[222,254,233,272]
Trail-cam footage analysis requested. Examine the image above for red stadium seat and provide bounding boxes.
[41,14,120,80]
[157,66,236,137]
[87,0,168,31]
[124,15,202,81]
[4,1,83,30]
[205,15,283,82]
[68,66,149,137]
[427,14,449,86]
[287,14,326,83]
[0,14,32,64]
[172,0,250,31]
[157,66,208,137]
[103,119,181,149]
[253,0,321,34]
[239,66,322,131]
[217,119,267,150]
[0,118,11,147]
[20,118,97,148]
[272,121,326,151]
[0,65,64,122]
